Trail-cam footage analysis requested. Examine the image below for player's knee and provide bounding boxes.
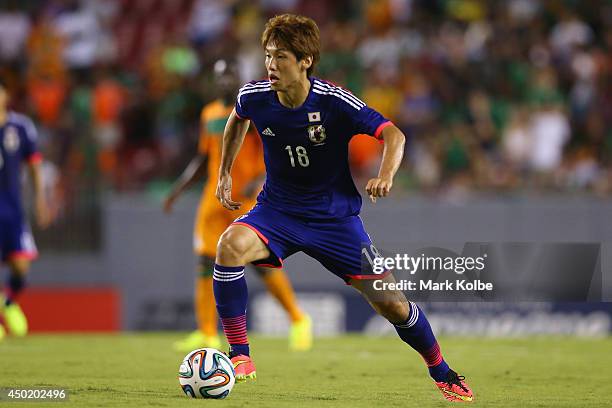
[376,300,409,324]
[9,259,30,276]
[198,256,215,278]
[216,230,254,264]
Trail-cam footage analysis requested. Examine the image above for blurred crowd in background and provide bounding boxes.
[1,0,611,203]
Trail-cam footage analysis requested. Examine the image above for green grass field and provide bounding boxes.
[0,333,609,407]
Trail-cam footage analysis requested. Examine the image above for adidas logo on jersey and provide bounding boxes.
[262,127,275,137]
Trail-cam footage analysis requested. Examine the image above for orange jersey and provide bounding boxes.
[197,99,265,214]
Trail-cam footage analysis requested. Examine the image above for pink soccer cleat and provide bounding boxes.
[435,369,474,402]
[230,355,257,382]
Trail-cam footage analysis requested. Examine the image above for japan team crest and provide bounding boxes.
[3,126,20,153]
[308,124,326,145]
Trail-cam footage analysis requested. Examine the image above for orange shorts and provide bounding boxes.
[193,200,257,257]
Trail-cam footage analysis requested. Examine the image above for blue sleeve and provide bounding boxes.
[235,83,252,119]
[346,105,392,140]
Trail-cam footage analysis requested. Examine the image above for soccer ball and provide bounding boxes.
[178,348,236,399]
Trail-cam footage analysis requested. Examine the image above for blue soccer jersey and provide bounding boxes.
[0,111,40,219]
[235,77,392,220]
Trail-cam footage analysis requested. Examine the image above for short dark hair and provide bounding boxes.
[261,14,320,77]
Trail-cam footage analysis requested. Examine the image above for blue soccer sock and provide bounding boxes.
[393,302,450,382]
[213,264,249,357]
[5,274,26,306]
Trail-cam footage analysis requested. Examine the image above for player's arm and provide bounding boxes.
[163,155,208,213]
[27,160,51,229]
[366,125,405,203]
[216,109,250,210]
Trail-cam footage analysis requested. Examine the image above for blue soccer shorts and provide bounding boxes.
[0,215,38,263]
[231,203,388,283]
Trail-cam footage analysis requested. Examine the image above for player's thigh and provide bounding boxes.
[231,203,304,268]
[216,224,271,265]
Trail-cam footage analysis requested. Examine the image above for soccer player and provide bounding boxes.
[213,14,474,402]
[0,79,50,340]
[164,60,312,353]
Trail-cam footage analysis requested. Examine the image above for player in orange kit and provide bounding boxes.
[164,60,312,352]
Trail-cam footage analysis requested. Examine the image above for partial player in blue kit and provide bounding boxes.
[212,14,473,402]
[231,71,392,280]
[0,79,50,340]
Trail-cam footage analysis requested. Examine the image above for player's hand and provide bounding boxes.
[35,197,51,229]
[163,193,178,214]
[365,177,393,203]
[216,174,242,210]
